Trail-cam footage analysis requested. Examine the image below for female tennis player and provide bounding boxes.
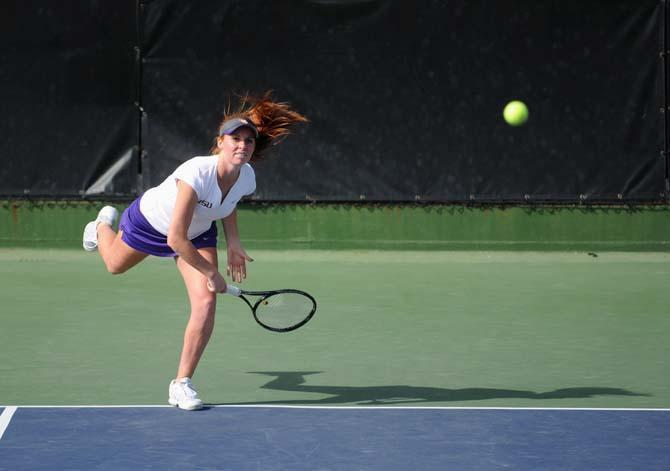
[82,92,307,410]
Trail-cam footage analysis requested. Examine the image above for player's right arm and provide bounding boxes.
[167,179,226,292]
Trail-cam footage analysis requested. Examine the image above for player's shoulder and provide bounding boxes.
[240,163,255,179]
[183,155,218,169]
[176,155,218,176]
[239,163,256,194]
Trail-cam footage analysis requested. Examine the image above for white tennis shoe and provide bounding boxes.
[169,377,204,411]
[82,206,119,252]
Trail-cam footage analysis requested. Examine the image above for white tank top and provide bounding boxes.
[140,156,256,239]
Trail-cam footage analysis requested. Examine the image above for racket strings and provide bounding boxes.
[254,292,314,329]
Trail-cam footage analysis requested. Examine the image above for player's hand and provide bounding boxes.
[206,271,227,293]
[227,245,253,283]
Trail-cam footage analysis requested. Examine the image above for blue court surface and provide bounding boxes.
[1,405,668,470]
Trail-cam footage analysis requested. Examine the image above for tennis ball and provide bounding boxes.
[503,100,529,126]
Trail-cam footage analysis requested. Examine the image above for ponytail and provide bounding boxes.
[211,91,308,159]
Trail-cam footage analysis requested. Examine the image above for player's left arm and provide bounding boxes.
[222,209,253,283]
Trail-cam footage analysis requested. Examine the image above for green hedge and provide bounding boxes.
[1,200,669,251]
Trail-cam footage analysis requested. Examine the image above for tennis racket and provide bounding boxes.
[223,285,317,332]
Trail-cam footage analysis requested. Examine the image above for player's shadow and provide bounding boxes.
[221,371,649,406]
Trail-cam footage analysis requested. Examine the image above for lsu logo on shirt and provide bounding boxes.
[198,199,213,208]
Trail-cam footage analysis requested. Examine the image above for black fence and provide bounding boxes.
[1,0,668,203]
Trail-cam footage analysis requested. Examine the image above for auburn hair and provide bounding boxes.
[210,91,308,160]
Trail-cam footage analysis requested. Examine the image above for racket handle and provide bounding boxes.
[225,284,241,296]
[207,281,241,296]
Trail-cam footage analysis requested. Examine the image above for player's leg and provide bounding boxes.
[83,205,148,274]
[97,226,148,274]
[169,246,218,410]
[175,246,219,378]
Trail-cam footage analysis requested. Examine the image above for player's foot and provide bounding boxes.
[96,206,119,227]
[82,206,119,252]
[168,377,204,411]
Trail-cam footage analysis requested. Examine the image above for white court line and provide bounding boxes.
[0,406,18,440]
[213,405,670,412]
[1,404,668,411]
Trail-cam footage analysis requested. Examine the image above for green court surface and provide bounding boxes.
[1,249,668,408]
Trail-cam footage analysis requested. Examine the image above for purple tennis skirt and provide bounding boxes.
[119,197,218,257]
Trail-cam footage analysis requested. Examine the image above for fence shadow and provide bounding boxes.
[218,371,649,406]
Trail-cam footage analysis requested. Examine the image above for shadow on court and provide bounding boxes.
[220,371,649,406]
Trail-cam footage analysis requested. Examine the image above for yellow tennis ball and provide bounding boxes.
[503,100,529,126]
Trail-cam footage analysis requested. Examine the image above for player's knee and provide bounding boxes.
[192,295,217,318]
[105,259,128,275]
[201,296,217,315]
